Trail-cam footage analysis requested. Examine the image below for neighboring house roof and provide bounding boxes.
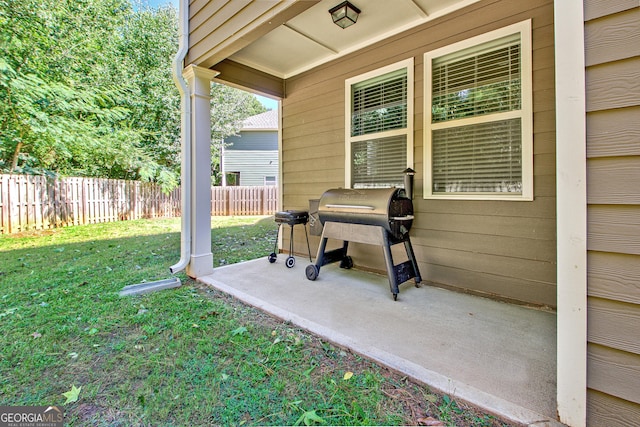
[241,110,278,131]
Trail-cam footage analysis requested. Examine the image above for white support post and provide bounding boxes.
[183,65,219,278]
[554,1,587,426]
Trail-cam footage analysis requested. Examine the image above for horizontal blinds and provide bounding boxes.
[352,135,406,188]
[432,119,522,194]
[432,34,521,123]
[352,69,407,136]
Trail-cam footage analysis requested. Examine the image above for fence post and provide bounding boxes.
[82,177,88,225]
[17,175,25,232]
[0,175,7,234]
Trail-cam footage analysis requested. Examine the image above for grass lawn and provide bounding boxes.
[0,217,516,426]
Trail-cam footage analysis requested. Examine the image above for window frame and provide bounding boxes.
[345,58,414,189]
[225,171,240,186]
[423,20,533,201]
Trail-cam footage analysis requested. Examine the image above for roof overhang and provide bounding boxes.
[186,0,480,96]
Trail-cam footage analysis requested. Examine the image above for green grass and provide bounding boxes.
[0,217,515,426]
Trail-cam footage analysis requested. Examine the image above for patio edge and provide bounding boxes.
[198,274,565,427]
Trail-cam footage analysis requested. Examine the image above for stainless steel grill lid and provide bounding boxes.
[317,188,413,239]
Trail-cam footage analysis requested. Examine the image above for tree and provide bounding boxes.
[0,0,268,192]
[0,0,152,179]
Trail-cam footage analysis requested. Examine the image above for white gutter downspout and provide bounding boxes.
[169,0,191,274]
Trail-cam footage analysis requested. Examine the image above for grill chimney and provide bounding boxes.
[403,168,416,199]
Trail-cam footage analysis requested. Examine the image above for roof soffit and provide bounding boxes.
[225,0,480,79]
[188,0,321,69]
[188,0,481,85]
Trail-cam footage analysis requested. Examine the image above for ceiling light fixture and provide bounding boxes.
[329,1,361,29]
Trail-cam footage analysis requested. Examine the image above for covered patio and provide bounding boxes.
[198,256,560,426]
[170,0,614,423]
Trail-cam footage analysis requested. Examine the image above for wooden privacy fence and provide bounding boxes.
[212,185,278,216]
[0,174,278,234]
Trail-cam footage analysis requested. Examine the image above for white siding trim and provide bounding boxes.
[554,1,587,426]
[277,99,283,250]
[277,98,283,211]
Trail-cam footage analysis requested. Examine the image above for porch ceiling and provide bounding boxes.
[194,0,480,80]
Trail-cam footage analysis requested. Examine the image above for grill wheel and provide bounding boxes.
[305,264,319,280]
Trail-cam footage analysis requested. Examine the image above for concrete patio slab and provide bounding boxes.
[198,256,561,426]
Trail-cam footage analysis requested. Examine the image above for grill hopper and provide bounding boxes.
[308,187,421,300]
[318,188,414,240]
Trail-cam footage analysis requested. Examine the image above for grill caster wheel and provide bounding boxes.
[393,293,398,301]
[306,264,319,281]
[285,256,296,268]
[268,252,277,263]
[340,256,353,269]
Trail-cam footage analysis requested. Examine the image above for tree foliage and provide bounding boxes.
[0,0,266,192]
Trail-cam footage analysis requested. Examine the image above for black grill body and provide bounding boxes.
[306,188,422,300]
[268,210,312,268]
[275,210,309,226]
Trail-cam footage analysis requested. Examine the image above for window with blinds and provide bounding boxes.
[352,135,407,188]
[431,37,521,123]
[432,119,522,193]
[346,59,413,189]
[351,69,407,136]
[424,21,532,200]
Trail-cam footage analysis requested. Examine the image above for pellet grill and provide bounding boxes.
[305,187,421,300]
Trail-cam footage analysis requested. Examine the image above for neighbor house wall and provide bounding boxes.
[223,131,278,186]
[583,1,640,424]
[282,0,557,307]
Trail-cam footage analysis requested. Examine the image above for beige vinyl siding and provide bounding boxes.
[584,1,640,424]
[282,0,556,306]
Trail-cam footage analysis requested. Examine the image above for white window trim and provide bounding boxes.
[423,20,533,201]
[345,58,414,188]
